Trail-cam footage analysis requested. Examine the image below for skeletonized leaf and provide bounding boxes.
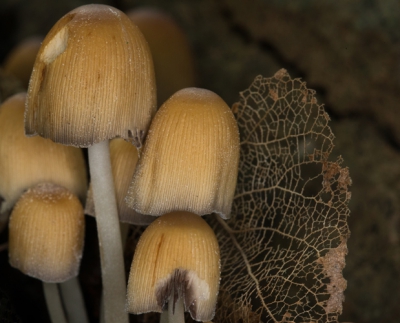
[210,69,351,323]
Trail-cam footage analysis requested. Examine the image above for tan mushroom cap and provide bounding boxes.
[126,211,220,321]
[25,4,156,148]
[0,93,87,215]
[8,183,85,283]
[85,138,154,225]
[125,87,240,219]
[127,7,196,105]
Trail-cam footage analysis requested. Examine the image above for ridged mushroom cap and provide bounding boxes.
[126,211,220,321]
[125,87,240,219]
[0,93,87,214]
[8,183,85,282]
[85,138,154,225]
[25,4,156,148]
[127,7,196,104]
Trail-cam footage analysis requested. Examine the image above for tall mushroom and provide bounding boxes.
[25,5,156,322]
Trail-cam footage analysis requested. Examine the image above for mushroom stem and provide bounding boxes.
[59,277,89,323]
[43,282,67,323]
[88,140,128,323]
[160,311,168,323]
[168,290,185,323]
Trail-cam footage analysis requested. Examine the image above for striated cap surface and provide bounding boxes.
[126,87,240,219]
[0,93,87,214]
[25,4,156,147]
[9,183,85,282]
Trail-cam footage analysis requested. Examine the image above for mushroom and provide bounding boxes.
[127,7,196,105]
[85,138,155,227]
[126,87,240,219]
[0,93,88,323]
[9,182,85,323]
[24,4,156,322]
[3,36,43,88]
[9,183,84,282]
[126,211,220,322]
[0,93,87,216]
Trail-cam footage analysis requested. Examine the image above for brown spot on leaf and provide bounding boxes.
[317,240,348,314]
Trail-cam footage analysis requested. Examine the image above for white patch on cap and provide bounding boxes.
[41,27,68,64]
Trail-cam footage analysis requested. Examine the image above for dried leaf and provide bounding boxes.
[210,69,351,323]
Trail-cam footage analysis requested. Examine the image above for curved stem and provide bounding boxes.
[43,282,67,323]
[88,141,128,323]
[59,277,89,323]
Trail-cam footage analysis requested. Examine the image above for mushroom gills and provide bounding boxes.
[156,268,210,319]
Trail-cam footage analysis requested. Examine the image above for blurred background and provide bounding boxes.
[0,0,399,322]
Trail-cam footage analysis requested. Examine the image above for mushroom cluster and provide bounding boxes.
[2,4,240,323]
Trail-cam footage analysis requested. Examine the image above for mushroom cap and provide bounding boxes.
[3,36,43,88]
[25,4,156,148]
[8,183,85,283]
[126,211,220,321]
[85,138,154,225]
[127,7,196,104]
[0,93,87,214]
[125,87,240,219]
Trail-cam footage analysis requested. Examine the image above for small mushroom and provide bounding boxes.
[9,182,85,323]
[9,183,85,282]
[126,87,240,219]
[126,211,220,322]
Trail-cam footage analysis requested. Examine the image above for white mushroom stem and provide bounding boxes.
[59,277,89,323]
[88,140,128,323]
[168,288,185,323]
[159,311,168,323]
[43,282,67,323]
